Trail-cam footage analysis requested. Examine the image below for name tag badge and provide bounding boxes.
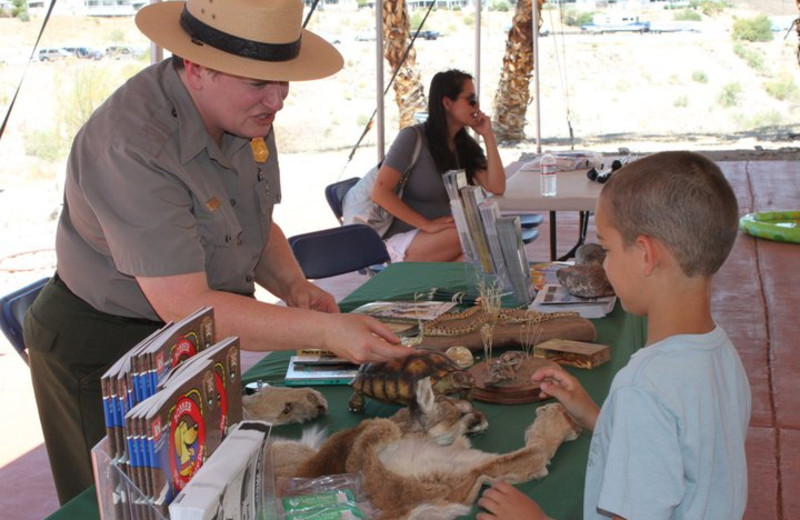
[205,197,221,212]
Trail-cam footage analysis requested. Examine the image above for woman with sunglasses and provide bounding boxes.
[371,69,506,262]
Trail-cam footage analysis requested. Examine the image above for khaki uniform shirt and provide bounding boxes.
[56,60,281,320]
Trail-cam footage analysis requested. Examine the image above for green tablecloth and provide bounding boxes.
[47,262,646,520]
[337,262,522,311]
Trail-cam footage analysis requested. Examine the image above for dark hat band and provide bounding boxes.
[180,7,301,62]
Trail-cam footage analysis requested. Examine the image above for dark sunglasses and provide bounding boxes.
[460,93,477,107]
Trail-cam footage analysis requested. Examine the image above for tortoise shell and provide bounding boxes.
[348,348,474,413]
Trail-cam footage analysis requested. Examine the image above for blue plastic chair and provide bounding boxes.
[325,177,360,224]
[0,277,49,365]
[288,224,391,279]
[325,176,540,242]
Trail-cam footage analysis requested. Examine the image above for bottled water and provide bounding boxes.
[540,152,558,197]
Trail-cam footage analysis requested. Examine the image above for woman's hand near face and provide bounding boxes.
[470,109,493,138]
[469,109,505,196]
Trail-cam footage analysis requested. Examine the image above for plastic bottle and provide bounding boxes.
[540,152,558,197]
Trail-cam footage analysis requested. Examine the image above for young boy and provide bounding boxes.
[477,151,751,520]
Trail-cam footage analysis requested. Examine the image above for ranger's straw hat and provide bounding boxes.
[136,0,343,81]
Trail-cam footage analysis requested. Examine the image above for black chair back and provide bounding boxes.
[324,177,360,224]
[288,224,390,279]
[0,277,50,365]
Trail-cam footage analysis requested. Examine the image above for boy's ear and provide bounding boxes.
[636,235,660,276]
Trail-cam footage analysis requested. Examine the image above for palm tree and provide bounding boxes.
[382,0,427,129]
[492,0,543,141]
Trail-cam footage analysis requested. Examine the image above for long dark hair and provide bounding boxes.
[424,69,486,184]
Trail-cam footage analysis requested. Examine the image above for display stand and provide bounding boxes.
[91,434,278,520]
[91,436,169,520]
[467,355,559,404]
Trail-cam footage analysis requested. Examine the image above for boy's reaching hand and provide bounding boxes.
[477,480,553,520]
[532,366,600,431]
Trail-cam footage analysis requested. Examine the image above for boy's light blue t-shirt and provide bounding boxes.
[584,326,751,520]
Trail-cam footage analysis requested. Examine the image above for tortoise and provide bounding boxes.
[348,347,475,413]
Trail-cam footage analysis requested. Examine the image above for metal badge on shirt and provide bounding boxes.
[250,137,270,197]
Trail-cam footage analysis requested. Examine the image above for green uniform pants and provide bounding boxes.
[23,274,163,505]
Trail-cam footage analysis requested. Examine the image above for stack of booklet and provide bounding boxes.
[284,350,360,386]
[284,300,458,385]
[99,306,243,516]
[443,169,535,304]
[531,283,616,319]
[529,261,616,318]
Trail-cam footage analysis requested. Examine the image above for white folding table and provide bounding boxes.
[497,162,603,260]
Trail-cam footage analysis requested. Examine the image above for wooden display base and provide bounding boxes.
[467,355,559,404]
[419,314,597,352]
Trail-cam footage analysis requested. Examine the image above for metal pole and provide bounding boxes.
[474,0,481,100]
[376,0,386,160]
[149,0,163,64]
[150,41,163,65]
[532,0,541,153]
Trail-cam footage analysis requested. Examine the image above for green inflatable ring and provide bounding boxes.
[739,211,800,244]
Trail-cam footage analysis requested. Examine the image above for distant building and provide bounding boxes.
[548,0,691,11]
[322,0,470,10]
[83,0,146,17]
[2,0,140,14]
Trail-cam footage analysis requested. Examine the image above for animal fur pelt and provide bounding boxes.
[242,385,328,425]
[271,379,488,478]
[270,379,580,520]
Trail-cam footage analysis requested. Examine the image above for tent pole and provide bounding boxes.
[376,0,386,160]
[532,0,541,153]
[149,0,163,65]
[474,0,481,101]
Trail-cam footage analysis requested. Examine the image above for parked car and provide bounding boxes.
[62,46,104,60]
[417,30,440,40]
[770,15,797,33]
[647,21,701,34]
[581,14,650,34]
[581,21,650,34]
[104,45,146,59]
[355,31,375,42]
[38,47,72,62]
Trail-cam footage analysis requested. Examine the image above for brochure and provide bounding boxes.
[530,261,573,292]
[284,355,359,386]
[531,283,616,319]
[350,300,457,322]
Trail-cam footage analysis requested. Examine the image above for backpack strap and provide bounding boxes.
[397,125,423,191]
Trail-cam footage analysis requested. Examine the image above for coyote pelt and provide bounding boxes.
[271,379,488,479]
[242,385,328,425]
[272,398,580,520]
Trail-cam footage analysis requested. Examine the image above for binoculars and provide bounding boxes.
[587,159,623,183]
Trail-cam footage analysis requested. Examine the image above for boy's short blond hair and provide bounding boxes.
[601,151,738,277]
